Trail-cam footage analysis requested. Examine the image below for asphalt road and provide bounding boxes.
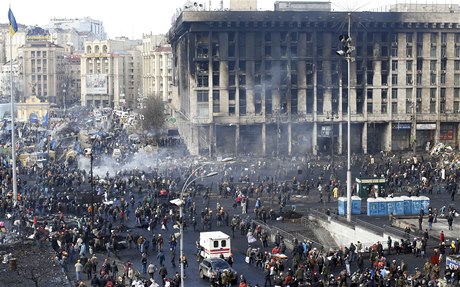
[62,182,272,286]
[112,190,275,286]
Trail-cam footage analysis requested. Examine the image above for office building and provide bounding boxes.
[168,1,460,156]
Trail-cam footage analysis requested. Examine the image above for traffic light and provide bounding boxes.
[336,34,353,56]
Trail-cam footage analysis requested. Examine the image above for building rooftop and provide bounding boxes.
[169,9,460,41]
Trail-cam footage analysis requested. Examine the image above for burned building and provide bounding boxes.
[168,2,460,156]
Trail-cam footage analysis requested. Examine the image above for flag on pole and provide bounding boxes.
[8,8,18,36]
[42,112,49,127]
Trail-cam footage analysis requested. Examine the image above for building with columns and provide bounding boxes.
[168,2,460,156]
[19,27,67,105]
[81,38,142,109]
[142,34,173,103]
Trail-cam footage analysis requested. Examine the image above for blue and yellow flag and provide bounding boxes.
[8,8,18,36]
[42,112,49,127]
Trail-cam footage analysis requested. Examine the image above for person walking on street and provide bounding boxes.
[263,264,272,287]
[387,236,392,255]
[418,212,423,231]
[159,265,168,286]
[157,249,165,266]
[141,253,148,274]
[170,248,176,268]
[428,211,434,230]
[84,259,93,280]
[112,261,118,279]
[74,259,83,282]
[448,212,454,231]
[148,262,157,280]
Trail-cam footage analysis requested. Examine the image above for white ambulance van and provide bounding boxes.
[199,231,232,259]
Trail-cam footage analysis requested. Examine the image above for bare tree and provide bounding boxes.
[18,261,57,287]
[0,242,67,287]
[140,96,167,131]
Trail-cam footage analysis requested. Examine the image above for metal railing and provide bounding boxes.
[252,219,323,251]
[383,224,411,240]
[305,208,329,221]
[306,208,358,228]
[355,218,384,235]
[292,231,325,251]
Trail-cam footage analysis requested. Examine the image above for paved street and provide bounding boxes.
[61,170,460,286]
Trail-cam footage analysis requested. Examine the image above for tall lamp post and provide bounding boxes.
[336,13,353,222]
[174,157,233,287]
[411,103,417,154]
[84,147,94,224]
[62,83,67,115]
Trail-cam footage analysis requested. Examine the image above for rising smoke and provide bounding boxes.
[77,148,186,178]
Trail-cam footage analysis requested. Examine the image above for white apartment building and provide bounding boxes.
[142,34,173,103]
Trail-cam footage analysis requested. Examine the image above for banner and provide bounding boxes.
[86,74,107,94]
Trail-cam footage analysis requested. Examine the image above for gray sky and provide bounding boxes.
[3,0,458,39]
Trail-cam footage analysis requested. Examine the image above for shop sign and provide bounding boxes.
[416,123,436,130]
[392,123,411,130]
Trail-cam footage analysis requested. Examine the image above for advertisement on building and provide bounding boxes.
[86,74,107,94]
[440,123,455,141]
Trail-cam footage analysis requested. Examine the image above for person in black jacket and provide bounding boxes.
[90,274,100,287]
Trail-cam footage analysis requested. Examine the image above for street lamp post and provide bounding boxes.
[411,103,417,154]
[85,148,94,225]
[177,171,217,287]
[336,13,353,222]
[346,13,352,223]
[175,157,233,287]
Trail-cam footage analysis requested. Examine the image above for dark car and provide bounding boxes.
[199,257,237,285]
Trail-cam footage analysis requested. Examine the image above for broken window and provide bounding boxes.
[239,89,246,115]
[213,90,220,113]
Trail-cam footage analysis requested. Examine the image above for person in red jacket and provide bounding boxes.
[271,245,281,254]
[283,272,293,286]
[239,275,248,287]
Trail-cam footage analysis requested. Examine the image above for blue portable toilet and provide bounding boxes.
[400,196,412,215]
[377,198,388,216]
[419,196,431,213]
[387,197,395,215]
[393,197,405,215]
[338,197,347,216]
[367,198,379,216]
[411,196,422,215]
[351,196,362,215]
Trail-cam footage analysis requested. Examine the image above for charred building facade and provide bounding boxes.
[168,3,460,157]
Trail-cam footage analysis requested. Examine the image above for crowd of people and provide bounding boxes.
[0,108,459,287]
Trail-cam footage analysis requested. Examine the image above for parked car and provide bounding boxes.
[199,258,237,285]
